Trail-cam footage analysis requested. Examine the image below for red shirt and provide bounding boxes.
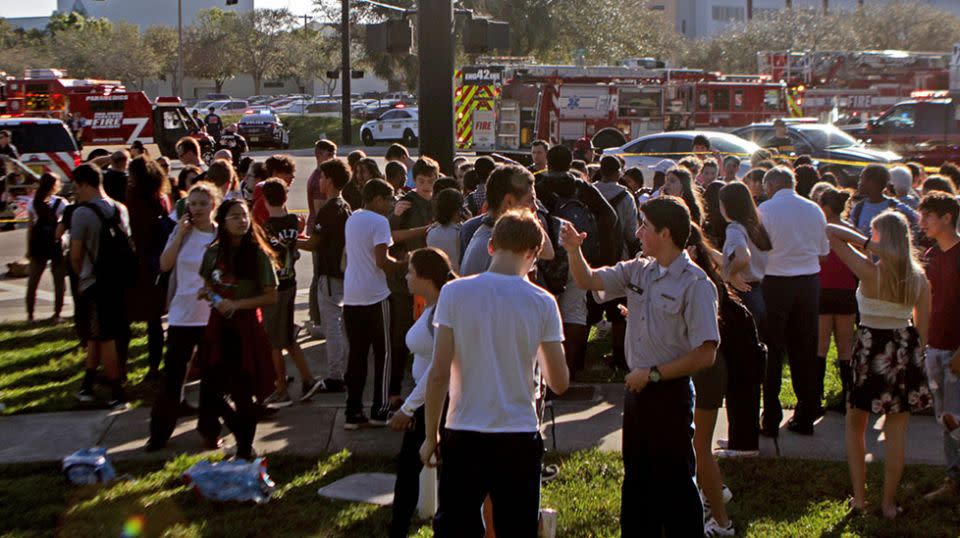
[819,251,857,290]
[252,182,268,225]
[925,242,960,350]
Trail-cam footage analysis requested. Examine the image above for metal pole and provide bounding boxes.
[417,0,455,173]
[341,0,352,145]
[177,0,184,98]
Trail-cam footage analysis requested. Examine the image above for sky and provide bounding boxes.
[4,0,319,19]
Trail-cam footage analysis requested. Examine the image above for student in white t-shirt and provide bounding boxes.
[388,247,455,538]
[420,209,569,537]
[146,182,220,451]
[342,178,428,429]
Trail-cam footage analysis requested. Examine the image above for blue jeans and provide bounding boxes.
[925,347,960,482]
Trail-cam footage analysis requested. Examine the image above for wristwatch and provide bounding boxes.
[649,366,662,383]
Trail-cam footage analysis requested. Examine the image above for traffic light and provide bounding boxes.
[351,70,365,79]
[366,19,414,54]
[326,70,340,79]
[226,0,238,5]
[463,18,509,54]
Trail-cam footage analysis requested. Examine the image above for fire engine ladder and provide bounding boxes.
[498,100,521,149]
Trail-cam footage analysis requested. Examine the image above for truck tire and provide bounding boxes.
[362,129,375,146]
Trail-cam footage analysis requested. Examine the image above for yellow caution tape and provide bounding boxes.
[608,151,939,173]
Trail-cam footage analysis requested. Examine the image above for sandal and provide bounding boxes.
[881,503,903,520]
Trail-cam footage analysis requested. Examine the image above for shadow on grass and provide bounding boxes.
[1,322,153,415]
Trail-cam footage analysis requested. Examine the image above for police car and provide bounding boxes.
[360,107,419,147]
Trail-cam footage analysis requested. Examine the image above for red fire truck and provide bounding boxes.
[758,50,950,123]
[455,63,787,156]
[4,68,213,161]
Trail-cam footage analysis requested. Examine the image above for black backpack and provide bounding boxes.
[28,198,62,262]
[536,215,569,296]
[552,196,600,265]
[83,202,138,289]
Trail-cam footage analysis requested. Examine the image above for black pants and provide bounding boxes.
[26,256,66,318]
[343,300,391,416]
[621,379,703,537]
[391,406,426,538]
[389,292,414,398]
[434,430,543,538]
[196,330,258,460]
[149,326,204,445]
[762,275,821,429]
[725,287,766,451]
[116,318,162,372]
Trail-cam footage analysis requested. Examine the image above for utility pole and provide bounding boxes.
[747,0,753,20]
[341,0,352,145]
[177,0,183,98]
[417,0,455,173]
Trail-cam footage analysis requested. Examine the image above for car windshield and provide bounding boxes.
[705,135,760,155]
[241,115,276,123]
[795,125,859,149]
[5,123,77,153]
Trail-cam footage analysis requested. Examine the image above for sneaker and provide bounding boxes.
[714,449,760,459]
[75,389,95,403]
[786,417,814,436]
[924,477,959,502]
[107,399,129,411]
[315,378,345,393]
[308,324,325,339]
[369,406,389,426]
[264,390,293,408]
[704,517,735,537]
[344,413,369,430]
[716,439,729,450]
[144,439,167,452]
[300,378,326,402]
[541,464,560,484]
[721,484,733,504]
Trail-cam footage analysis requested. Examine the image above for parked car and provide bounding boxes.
[189,99,249,116]
[361,107,419,147]
[601,131,760,188]
[237,113,289,149]
[203,93,231,101]
[843,96,960,167]
[734,122,901,183]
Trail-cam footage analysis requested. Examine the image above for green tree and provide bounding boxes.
[184,8,239,94]
[100,23,161,90]
[48,17,115,78]
[143,25,179,87]
[0,19,52,77]
[278,26,339,94]
[233,9,297,95]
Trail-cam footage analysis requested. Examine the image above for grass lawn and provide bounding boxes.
[221,115,363,150]
[0,320,155,416]
[1,321,846,416]
[1,449,958,538]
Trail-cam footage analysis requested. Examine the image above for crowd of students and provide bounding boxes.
[17,129,960,536]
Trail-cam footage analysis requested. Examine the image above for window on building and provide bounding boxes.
[712,6,745,22]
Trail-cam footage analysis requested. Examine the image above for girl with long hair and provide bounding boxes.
[196,199,279,460]
[146,182,221,451]
[685,224,735,536]
[827,210,932,519]
[26,173,67,322]
[662,167,705,225]
[125,157,173,380]
[388,247,456,538]
[718,181,771,325]
[426,188,465,272]
[817,187,859,410]
[703,181,727,247]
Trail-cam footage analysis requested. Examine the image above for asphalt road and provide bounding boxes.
[0,147,405,322]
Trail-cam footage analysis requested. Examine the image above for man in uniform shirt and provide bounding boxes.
[560,195,720,536]
[765,119,795,154]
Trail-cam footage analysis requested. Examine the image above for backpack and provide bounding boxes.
[28,198,62,262]
[83,202,138,289]
[605,189,634,260]
[552,196,600,264]
[850,197,897,231]
[536,215,569,296]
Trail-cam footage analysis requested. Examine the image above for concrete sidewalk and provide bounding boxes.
[0,380,948,466]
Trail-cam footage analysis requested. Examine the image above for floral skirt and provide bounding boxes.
[849,326,932,414]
